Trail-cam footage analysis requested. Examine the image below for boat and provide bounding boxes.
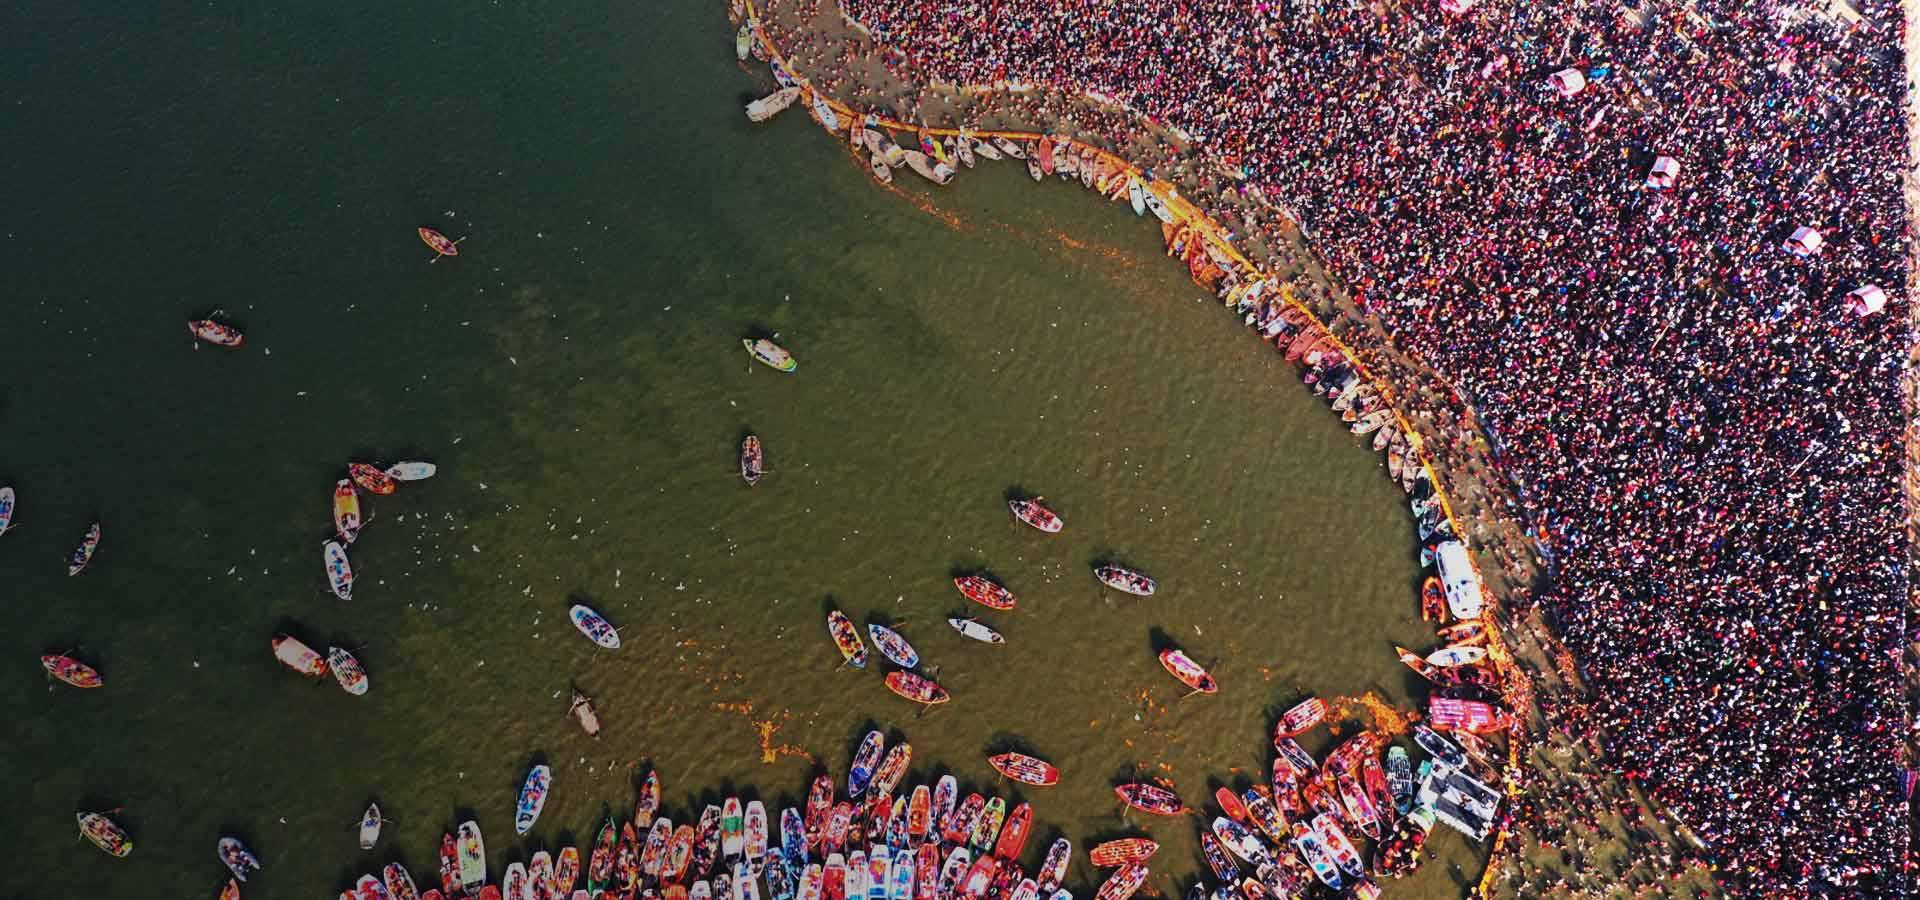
[640,818,673,879]
[587,819,617,893]
[930,776,958,836]
[1272,738,1316,777]
[358,874,390,900]
[744,800,769,874]
[1087,839,1155,868]
[846,849,869,900]
[885,671,950,705]
[420,227,463,261]
[218,837,261,882]
[953,137,976,168]
[558,845,584,894]
[324,540,354,600]
[1428,696,1513,733]
[222,879,241,900]
[804,775,834,847]
[1027,158,1043,181]
[987,752,1058,786]
[67,521,101,575]
[722,796,746,862]
[743,338,799,373]
[739,861,765,900]
[1198,832,1238,883]
[567,689,602,737]
[948,617,1004,644]
[887,850,915,900]
[943,793,984,845]
[1113,784,1182,816]
[959,854,996,898]
[1351,410,1392,435]
[1273,697,1326,739]
[615,822,642,892]
[937,848,971,900]
[1215,788,1247,822]
[873,743,913,797]
[1093,863,1148,900]
[569,603,621,649]
[359,803,384,850]
[992,803,1032,860]
[1140,186,1172,224]
[1269,760,1304,820]
[823,803,852,855]
[1031,838,1070,893]
[867,624,918,667]
[734,21,752,59]
[327,647,369,695]
[1007,498,1063,533]
[769,859,796,900]
[1370,805,1435,877]
[1240,790,1287,843]
[952,575,1015,611]
[747,87,803,122]
[864,847,888,900]
[799,864,825,900]
[531,854,557,900]
[1334,772,1382,840]
[1419,576,1446,622]
[969,138,1002,161]
[809,94,840,132]
[903,151,952,185]
[967,797,1005,855]
[870,152,895,185]
[1128,179,1146,216]
[740,435,765,485]
[1311,815,1364,882]
[1287,822,1340,890]
[847,730,885,797]
[76,809,132,852]
[1386,747,1414,814]
[1210,818,1269,868]
[665,824,696,880]
[992,137,1027,159]
[386,461,437,481]
[1413,723,1469,770]
[42,654,103,688]
[349,463,398,495]
[1437,618,1487,644]
[0,485,13,535]
[1425,645,1487,668]
[333,480,363,543]
[386,863,421,900]
[504,863,531,900]
[782,804,806,863]
[458,820,487,889]
[693,805,722,876]
[825,609,869,668]
[188,318,245,347]
[1157,649,1217,693]
[515,764,552,834]
[633,767,662,829]
[1092,565,1155,596]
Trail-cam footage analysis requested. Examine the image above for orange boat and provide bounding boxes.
[1437,619,1487,645]
[1158,649,1217,694]
[991,802,1032,860]
[419,227,464,262]
[953,575,1015,611]
[987,752,1059,786]
[1213,787,1249,823]
[348,463,398,496]
[1094,863,1148,900]
[1088,838,1157,868]
[42,654,103,688]
[885,671,950,705]
[187,319,244,347]
[1419,576,1447,622]
[1113,784,1183,816]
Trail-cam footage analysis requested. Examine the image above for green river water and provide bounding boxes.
[1,1,1484,897]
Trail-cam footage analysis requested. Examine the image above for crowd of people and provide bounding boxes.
[818,0,1911,893]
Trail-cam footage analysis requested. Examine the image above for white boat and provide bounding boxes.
[954,138,975,168]
[516,764,552,834]
[810,95,840,132]
[903,151,950,185]
[746,87,802,123]
[359,802,383,850]
[384,461,438,481]
[217,837,261,882]
[948,617,1004,644]
[1128,179,1146,216]
[0,485,14,535]
[992,136,1027,159]
[324,540,354,601]
[735,22,753,60]
[870,152,893,185]
[1352,409,1392,435]
[1141,186,1172,224]
[328,647,369,695]
[1425,645,1487,668]
[570,603,622,649]
[970,138,1002,161]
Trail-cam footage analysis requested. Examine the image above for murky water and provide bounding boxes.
[2,2,1482,897]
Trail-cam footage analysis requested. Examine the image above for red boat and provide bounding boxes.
[419,227,464,262]
[1428,696,1513,733]
[987,752,1059,787]
[1113,783,1183,816]
[42,654,103,688]
[1419,576,1447,622]
[1094,863,1149,900]
[187,319,244,347]
[1274,697,1326,738]
[1158,649,1217,694]
[349,463,398,495]
[1214,787,1249,823]
[1007,498,1064,533]
[438,833,460,895]
[992,803,1032,860]
[885,671,950,705]
[954,575,1016,611]
[1088,838,1157,868]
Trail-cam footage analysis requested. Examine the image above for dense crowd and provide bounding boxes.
[829,0,1911,893]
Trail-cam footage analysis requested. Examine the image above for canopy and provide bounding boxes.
[1439,0,1476,12]
[1435,540,1484,620]
[1785,225,1823,256]
[1645,156,1679,190]
[1847,284,1887,316]
[1549,68,1587,97]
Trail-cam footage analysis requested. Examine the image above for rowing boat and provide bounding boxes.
[42,653,103,688]
[741,435,765,486]
[1088,838,1156,868]
[743,338,798,373]
[992,137,1027,159]
[664,824,695,881]
[188,318,245,347]
[586,818,617,894]
[568,690,602,736]
[360,803,384,850]
[872,742,913,798]
[458,821,486,889]
[439,833,461,895]
[349,463,397,495]
[1157,648,1217,694]
[721,796,746,863]
[867,623,918,667]
[992,802,1032,861]
[569,604,621,649]
[1424,644,1486,667]
[0,486,13,535]
[516,764,552,834]
[987,752,1058,786]
[1113,783,1182,816]
[1312,815,1365,882]
[1093,565,1155,596]
[504,862,531,900]
[68,521,101,575]
[1288,822,1340,890]
[1198,832,1238,883]
[640,818,673,880]
[744,800,769,875]
[968,797,1006,856]
[746,87,803,122]
[636,769,662,828]
[1420,576,1446,622]
[327,647,369,695]
[528,855,555,900]
[1273,737,1316,777]
[826,609,868,668]
[324,540,354,600]
[948,617,1004,644]
[870,151,894,185]
[886,670,950,705]
[1210,818,1269,868]
[1007,498,1064,533]
[333,480,362,543]
[953,575,1015,611]
[1093,863,1148,900]
[77,811,132,856]
[419,227,462,261]
[385,461,437,481]
[846,730,885,798]
[385,863,421,900]
[219,837,261,882]
[1274,697,1326,738]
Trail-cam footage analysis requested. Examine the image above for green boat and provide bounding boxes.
[742,338,798,373]
[587,816,618,894]
[456,820,486,890]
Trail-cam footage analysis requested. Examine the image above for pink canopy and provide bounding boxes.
[1847,284,1887,316]
[1549,68,1586,97]
[1785,225,1823,257]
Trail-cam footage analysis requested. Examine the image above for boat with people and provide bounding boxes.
[360,802,385,850]
[1093,564,1155,596]
[333,480,363,543]
[324,540,354,600]
[743,337,798,372]
[457,820,486,889]
[349,462,398,495]
[869,152,894,184]
[741,435,765,485]
[746,86,803,122]
[570,603,622,649]
[218,837,261,881]
[1424,644,1487,668]
[0,485,13,536]
[68,521,101,575]
[1157,648,1217,694]
[1094,862,1148,900]
[947,617,1004,644]
[986,752,1058,786]
[188,318,245,347]
[1275,697,1326,737]
[826,609,868,668]
[902,150,954,185]
[516,765,552,834]
[42,653,103,688]
[419,227,464,261]
[866,623,918,668]
[1088,838,1156,868]
[1007,498,1063,533]
[327,647,369,695]
[884,671,950,705]
[76,810,132,857]
[1113,783,1183,815]
[952,574,1015,611]
[385,862,420,900]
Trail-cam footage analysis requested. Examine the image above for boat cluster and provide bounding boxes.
[324,459,439,601]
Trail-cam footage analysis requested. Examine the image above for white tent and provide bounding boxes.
[1549,68,1587,97]
[1785,225,1823,256]
[1439,0,1477,13]
[1435,541,1485,620]
[1645,156,1679,190]
[1847,284,1888,316]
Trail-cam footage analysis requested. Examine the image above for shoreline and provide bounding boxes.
[728,1,1722,896]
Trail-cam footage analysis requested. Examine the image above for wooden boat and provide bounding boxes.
[614,822,641,892]
[568,689,602,736]
[1199,832,1238,884]
[377,464,434,486]
[1428,697,1513,733]
[846,729,885,797]
[826,609,868,668]
[1093,863,1148,900]
[1007,498,1063,533]
[504,862,531,900]
[1438,619,1486,644]
[0,485,13,536]
[743,338,798,373]
[349,463,398,495]
[885,671,949,705]
[1269,760,1305,820]
[958,854,996,898]
[870,152,894,185]
[357,874,388,900]
[333,480,362,544]
[903,151,952,185]
[516,764,552,834]
[1334,773,1381,840]
[948,617,1004,644]
[953,574,1015,611]
[529,855,555,900]
[1031,838,1070,893]
[943,793,984,846]
[1425,645,1487,668]
[1093,565,1155,597]
[873,743,912,797]
[809,94,841,132]
[1287,822,1340,890]
[1273,737,1316,777]
[327,647,369,695]
[419,227,464,262]
[569,603,621,649]
[1128,179,1147,216]
[221,878,241,900]
[1214,787,1249,824]
[741,435,765,485]
[898,785,930,842]
[954,137,976,168]
[1386,747,1415,815]
[324,540,354,601]
[586,818,617,893]
[987,752,1058,786]
[68,521,101,575]
[823,803,852,855]
[385,863,421,900]
[744,800,769,874]
[991,803,1032,860]
[188,318,245,347]
[1210,818,1269,868]
[992,137,1027,159]
[844,849,868,900]
[867,623,918,668]
[77,811,132,856]
[640,818,673,879]
[935,848,971,900]
[746,87,803,122]
[458,820,487,889]
[1419,576,1446,622]
[1158,649,1217,694]
[438,833,463,895]
[720,796,746,863]
[734,21,752,59]
[1113,784,1183,816]
[1140,186,1172,224]
[664,824,696,881]
[967,797,1006,855]
[1274,697,1326,738]
[1352,410,1393,435]
[218,837,261,882]
[359,803,384,850]
[1035,139,1055,175]
[1312,815,1365,882]
[42,653,103,688]
[636,768,662,828]
[1088,838,1155,868]
[970,137,1002,161]
[1027,157,1043,181]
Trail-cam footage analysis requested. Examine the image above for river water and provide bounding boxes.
[2,1,1481,897]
